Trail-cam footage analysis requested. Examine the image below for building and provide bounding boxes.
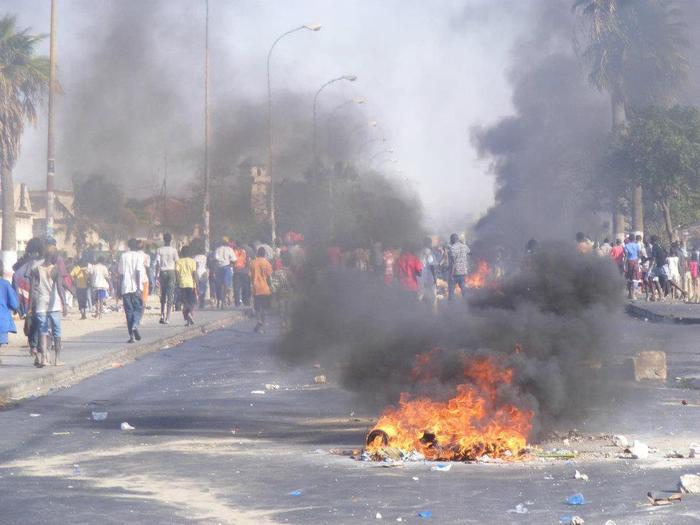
[0,183,37,253]
[30,188,78,256]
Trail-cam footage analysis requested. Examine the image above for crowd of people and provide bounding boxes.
[575,232,700,302]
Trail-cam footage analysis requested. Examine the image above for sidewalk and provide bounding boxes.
[0,298,244,403]
[626,300,700,324]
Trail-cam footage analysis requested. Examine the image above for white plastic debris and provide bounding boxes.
[630,441,649,459]
[314,374,327,384]
[679,474,700,494]
[574,470,589,481]
[92,411,108,421]
[250,390,266,395]
[430,464,452,472]
[604,521,617,525]
[612,435,628,447]
[264,384,280,390]
[120,422,135,431]
[507,503,528,514]
[376,512,382,519]
[29,413,41,417]
[689,444,700,458]
[570,518,585,525]
[412,476,419,481]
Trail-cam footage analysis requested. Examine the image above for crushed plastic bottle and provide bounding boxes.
[566,493,586,505]
[72,464,81,476]
[417,511,432,519]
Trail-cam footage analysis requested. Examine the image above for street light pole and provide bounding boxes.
[267,24,321,244]
[368,148,394,165]
[312,75,357,172]
[46,0,57,238]
[203,0,211,253]
[358,136,386,156]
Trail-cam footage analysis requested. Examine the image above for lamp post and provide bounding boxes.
[267,23,321,244]
[325,98,365,159]
[375,157,398,169]
[358,136,386,156]
[312,75,357,171]
[46,0,57,239]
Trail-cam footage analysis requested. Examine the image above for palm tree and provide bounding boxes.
[573,0,688,239]
[0,16,49,256]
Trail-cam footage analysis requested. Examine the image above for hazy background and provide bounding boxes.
[0,0,532,232]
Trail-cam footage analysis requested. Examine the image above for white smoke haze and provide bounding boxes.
[0,0,530,232]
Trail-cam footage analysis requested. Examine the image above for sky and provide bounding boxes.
[1,0,532,231]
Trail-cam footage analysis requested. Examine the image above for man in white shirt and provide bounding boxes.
[155,232,178,324]
[214,237,236,309]
[119,238,146,343]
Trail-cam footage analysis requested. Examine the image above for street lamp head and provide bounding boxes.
[353,98,366,104]
[387,148,395,153]
[303,24,322,31]
[343,75,358,82]
[368,120,378,127]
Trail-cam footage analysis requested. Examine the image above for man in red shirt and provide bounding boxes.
[396,245,423,294]
[610,238,625,275]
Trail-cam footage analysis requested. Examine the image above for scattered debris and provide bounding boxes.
[679,474,700,494]
[566,493,585,505]
[574,470,589,481]
[534,449,577,459]
[314,374,327,384]
[507,503,528,514]
[647,492,682,506]
[72,464,80,476]
[288,490,302,497]
[666,451,684,459]
[430,464,452,472]
[559,517,584,525]
[633,350,667,382]
[52,432,70,436]
[250,390,266,395]
[682,399,688,406]
[689,444,700,458]
[110,362,123,368]
[376,512,383,519]
[612,435,628,448]
[29,413,40,417]
[313,363,321,369]
[91,411,108,421]
[604,521,616,525]
[264,384,280,390]
[120,422,135,431]
[629,441,649,459]
[412,476,419,481]
[417,511,432,519]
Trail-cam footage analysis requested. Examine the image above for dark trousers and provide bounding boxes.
[233,272,251,306]
[123,293,144,336]
[448,274,467,301]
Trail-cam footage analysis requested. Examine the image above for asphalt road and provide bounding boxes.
[2,315,700,524]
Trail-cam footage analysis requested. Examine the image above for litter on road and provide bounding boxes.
[120,422,135,431]
[566,493,586,505]
[574,470,589,481]
[679,474,700,494]
[430,463,451,472]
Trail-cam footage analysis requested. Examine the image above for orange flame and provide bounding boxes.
[367,354,532,461]
[465,261,490,288]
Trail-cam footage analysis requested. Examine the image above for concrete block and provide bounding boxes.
[633,351,667,382]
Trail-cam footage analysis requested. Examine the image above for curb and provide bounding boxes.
[0,312,244,404]
[626,303,700,325]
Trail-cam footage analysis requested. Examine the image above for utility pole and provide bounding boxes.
[162,151,168,228]
[202,0,211,252]
[46,0,57,238]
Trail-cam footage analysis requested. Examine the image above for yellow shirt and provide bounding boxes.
[175,257,196,289]
[70,266,88,288]
[250,257,273,296]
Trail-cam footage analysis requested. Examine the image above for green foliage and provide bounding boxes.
[0,15,49,168]
[608,106,700,202]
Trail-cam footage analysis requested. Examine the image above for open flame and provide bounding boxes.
[465,260,490,288]
[366,352,533,461]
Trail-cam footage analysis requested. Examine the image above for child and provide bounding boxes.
[89,257,110,319]
[70,261,89,319]
[0,261,19,365]
[175,245,198,326]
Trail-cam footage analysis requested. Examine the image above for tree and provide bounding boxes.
[607,106,700,243]
[573,0,688,237]
[0,16,48,257]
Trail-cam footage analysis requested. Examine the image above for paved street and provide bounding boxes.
[0,312,700,524]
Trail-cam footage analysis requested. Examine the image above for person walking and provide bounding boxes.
[175,245,198,326]
[447,233,470,301]
[233,241,250,307]
[70,260,89,320]
[192,240,209,309]
[139,242,151,306]
[29,245,68,367]
[623,233,641,300]
[418,237,437,311]
[89,256,111,319]
[119,238,146,344]
[396,244,423,297]
[214,237,236,309]
[0,261,19,366]
[250,246,273,333]
[155,232,178,324]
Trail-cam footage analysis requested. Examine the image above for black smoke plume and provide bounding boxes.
[276,243,623,437]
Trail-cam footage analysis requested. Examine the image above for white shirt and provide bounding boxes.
[214,245,237,268]
[89,264,110,290]
[119,251,146,295]
[156,245,178,271]
[140,251,151,284]
[194,254,208,279]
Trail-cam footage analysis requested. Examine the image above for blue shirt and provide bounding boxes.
[624,242,640,261]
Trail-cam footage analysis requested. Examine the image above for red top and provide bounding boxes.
[327,246,342,266]
[396,252,423,292]
[610,245,624,264]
